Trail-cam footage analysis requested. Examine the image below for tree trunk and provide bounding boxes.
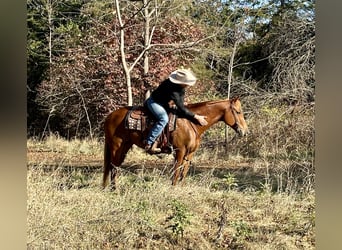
[115,0,133,105]
[225,40,238,153]
[143,0,150,75]
[47,0,53,75]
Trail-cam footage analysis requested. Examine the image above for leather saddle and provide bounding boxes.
[125,106,177,153]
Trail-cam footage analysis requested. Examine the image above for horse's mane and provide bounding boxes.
[186,99,229,109]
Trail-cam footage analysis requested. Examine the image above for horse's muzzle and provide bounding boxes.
[237,127,249,137]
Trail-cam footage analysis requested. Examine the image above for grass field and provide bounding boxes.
[27,135,315,249]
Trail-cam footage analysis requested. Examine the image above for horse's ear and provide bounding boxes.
[231,96,239,103]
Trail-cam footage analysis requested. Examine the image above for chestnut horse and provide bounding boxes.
[102,97,248,190]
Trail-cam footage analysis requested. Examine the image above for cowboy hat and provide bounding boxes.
[169,69,197,86]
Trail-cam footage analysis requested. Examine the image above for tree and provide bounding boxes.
[27,0,91,136]
[27,0,54,135]
[217,0,315,103]
[113,0,213,105]
[266,6,315,103]
[114,0,159,106]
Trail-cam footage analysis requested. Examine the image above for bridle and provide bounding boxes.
[230,104,241,132]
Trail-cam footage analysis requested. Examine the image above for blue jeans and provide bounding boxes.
[145,97,169,145]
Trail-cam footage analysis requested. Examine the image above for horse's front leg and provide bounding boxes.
[172,161,182,186]
[179,152,195,184]
[172,148,186,185]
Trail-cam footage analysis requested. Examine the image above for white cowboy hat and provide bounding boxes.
[169,69,197,86]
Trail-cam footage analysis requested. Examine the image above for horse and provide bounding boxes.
[102,97,248,190]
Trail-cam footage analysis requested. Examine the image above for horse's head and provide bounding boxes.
[225,97,249,137]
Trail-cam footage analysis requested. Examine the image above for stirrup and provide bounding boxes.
[147,147,162,154]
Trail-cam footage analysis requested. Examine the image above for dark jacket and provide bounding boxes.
[150,79,195,119]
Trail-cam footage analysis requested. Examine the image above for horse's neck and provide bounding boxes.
[190,100,229,134]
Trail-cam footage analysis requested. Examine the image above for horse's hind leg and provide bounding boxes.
[109,140,133,190]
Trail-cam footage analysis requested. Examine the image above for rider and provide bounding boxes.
[144,68,208,154]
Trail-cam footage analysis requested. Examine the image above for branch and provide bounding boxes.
[75,85,93,140]
[128,26,156,72]
[150,34,217,51]
[233,56,270,68]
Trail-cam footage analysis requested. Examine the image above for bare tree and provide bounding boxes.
[113,0,214,105]
[114,0,157,105]
[267,14,315,102]
[225,20,246,153]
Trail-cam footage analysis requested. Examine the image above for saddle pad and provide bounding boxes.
[125,107,146,130]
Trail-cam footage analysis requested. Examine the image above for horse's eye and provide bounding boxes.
[236,111,241,114]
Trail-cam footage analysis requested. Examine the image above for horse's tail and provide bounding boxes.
[102,107,129,189]
[102,137,111,189]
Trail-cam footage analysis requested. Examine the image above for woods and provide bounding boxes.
[27,0,315,139]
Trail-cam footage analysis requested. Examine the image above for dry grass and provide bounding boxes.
[27,164,314,249]
[27,142,314,249]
